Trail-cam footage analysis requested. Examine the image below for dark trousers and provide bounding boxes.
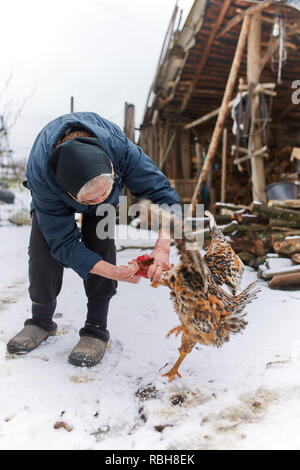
[27,211,117,341]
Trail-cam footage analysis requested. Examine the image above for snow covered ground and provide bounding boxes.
[0,222,300,450]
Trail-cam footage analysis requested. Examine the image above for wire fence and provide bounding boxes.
[0,181,31,227]
[8,113,58,169]
[0,113,56,226]
[0,111,126,227]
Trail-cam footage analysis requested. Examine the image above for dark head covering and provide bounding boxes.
[47,137,112,197]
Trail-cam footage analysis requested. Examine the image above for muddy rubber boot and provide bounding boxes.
[7,324,57,354]
[68,336,107,367]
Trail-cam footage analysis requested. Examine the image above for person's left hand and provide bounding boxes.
[147,247,170,283]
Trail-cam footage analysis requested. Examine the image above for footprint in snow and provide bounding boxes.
[95,338,124,371]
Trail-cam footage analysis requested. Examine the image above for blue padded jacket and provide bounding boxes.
[25,112,180,279]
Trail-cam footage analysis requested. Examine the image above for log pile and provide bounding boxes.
[210,199,300,289]
[211,145,297,207]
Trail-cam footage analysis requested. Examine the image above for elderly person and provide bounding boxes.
[7,112,180,367]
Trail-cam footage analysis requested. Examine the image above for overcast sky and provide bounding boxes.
[0,0,194,162]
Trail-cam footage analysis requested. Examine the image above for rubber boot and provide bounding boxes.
[68,336,107,367]
[7,324,57,354]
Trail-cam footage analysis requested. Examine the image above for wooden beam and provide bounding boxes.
[248,11,267,203]
[195,142,203,177]
[259,38,279,76]
[234,147,269,165]
[221,128,228,203]
[179,0,233,115]
[124,102,135,143]
[180,130,191,179]
[183,99,236,130]
[124,102,136,206]
[159,130,176,170]
[217,0,273,39]
[159,125,166,168]
[188,15,251,217]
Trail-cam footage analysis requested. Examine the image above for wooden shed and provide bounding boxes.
[139,0,300,210]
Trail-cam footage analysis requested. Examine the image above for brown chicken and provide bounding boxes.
[204,210,244,296]
[138,200,260,381]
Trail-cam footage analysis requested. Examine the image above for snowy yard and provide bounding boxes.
[1,222,300,450]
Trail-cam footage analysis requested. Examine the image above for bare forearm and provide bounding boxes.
[147,229,171,282]
[90,260,118,279]
[90,260,140,283]
[155,228,171,252]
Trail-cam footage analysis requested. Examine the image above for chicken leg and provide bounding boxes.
[162,351,188,381]
[162,334,197,381]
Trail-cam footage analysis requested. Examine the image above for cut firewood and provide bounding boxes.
[233,223,269,232]
[268,200,300,210]
[262,265,300,280]
[270,218,300,229]
[273,238,300,256]
[291,253,300,265]
[215,198,300,281]
[233,213,266,224]
[229,238,266,256]
[269,272,300,289]
[272,229,300,237]
[250,202,300,222]
[215,202,248,212]
[272,227,300,233]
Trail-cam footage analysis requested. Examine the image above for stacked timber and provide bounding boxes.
[211,145,297,207]
[211,199,300,289]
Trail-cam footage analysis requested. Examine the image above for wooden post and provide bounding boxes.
[247,12,267,203]
[171,132,180,179]
[159,130,176,170]
[153,124,160,166]
[188,15,250,217]
[147,127,154,161]
[159,124,169,169]
[124,102,135,143]
[180,130,191,179]
[124,102,136,206]
[195,142,203,176]
[159,126,164,169]
[221,128,228,203]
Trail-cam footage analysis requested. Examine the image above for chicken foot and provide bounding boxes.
[162,351,188,382]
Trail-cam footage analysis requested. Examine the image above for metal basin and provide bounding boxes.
[265,182,298,201]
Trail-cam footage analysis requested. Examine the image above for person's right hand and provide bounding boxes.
[90,260,140,284]
[115,264,141,284]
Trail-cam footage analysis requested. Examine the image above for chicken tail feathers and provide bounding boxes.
[234,281,261,314]
[220,282,260,338]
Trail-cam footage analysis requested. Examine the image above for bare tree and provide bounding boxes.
[0,71,33,179]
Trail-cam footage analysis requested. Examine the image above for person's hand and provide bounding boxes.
[90,260,140,284]
[147,246,170,283]
[115,264,141,284]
